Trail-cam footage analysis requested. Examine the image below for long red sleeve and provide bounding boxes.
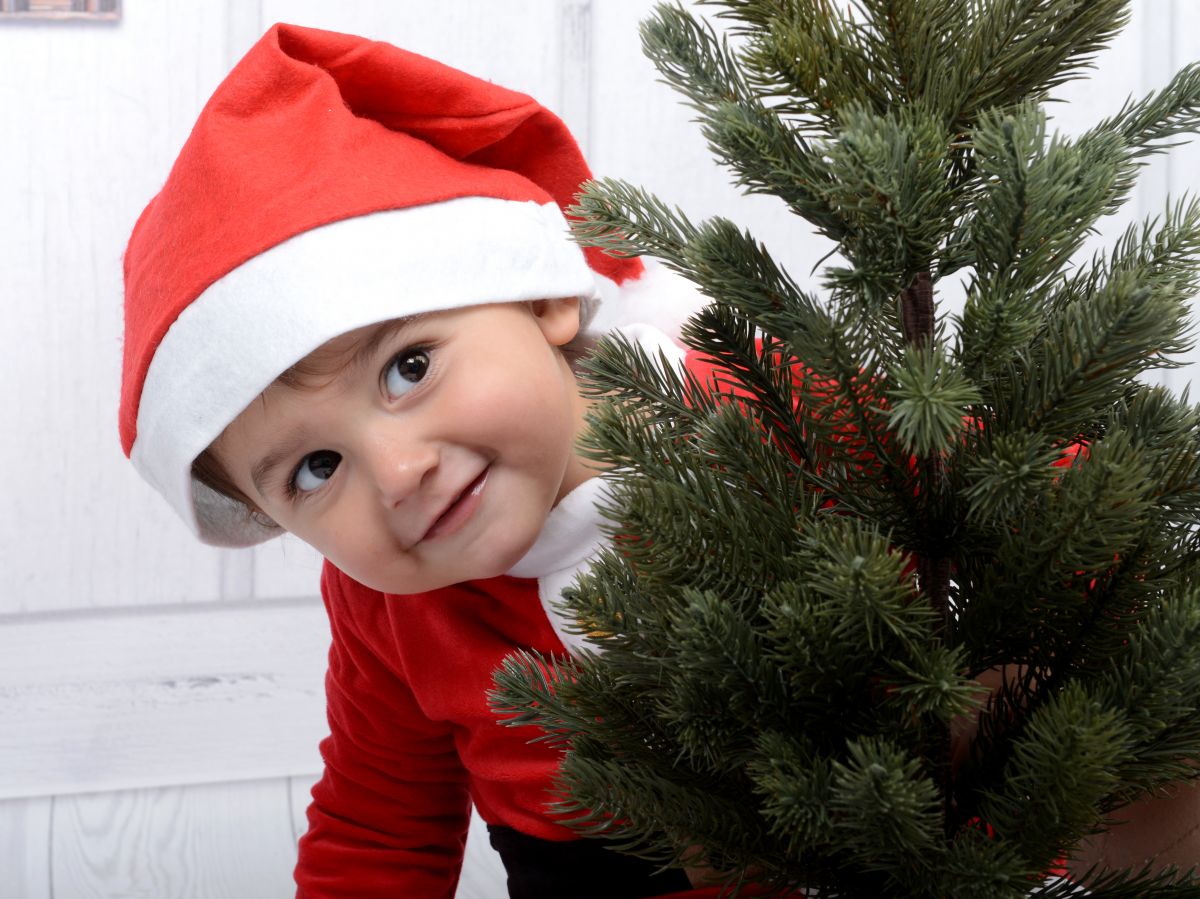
[296,564,474,898]
[295,562,579,897]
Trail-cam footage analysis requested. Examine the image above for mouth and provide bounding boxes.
[421,467,489,543]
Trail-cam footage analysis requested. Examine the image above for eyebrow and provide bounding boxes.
[251,429,306,499]
[344,315,421,379]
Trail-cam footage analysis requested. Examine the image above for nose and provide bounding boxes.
[361,429,439,509]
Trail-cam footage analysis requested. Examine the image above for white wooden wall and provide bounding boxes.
[0,2,1196,897]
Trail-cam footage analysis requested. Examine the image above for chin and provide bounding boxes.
[355,557,518,596]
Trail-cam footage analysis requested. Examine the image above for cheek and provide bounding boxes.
[450,361,576,455]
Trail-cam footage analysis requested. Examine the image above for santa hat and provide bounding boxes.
[119,22,699,548]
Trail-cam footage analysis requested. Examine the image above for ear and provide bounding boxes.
[529,297,581,347]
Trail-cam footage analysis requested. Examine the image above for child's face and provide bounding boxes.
[212,299,595,594]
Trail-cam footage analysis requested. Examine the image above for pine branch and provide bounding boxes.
[959,428,1067,525]
[959,432,1157,670]
[1000,270,1193,439]
[949,0,1131,129]
[1089,61,1200,160]
[852,0,972,116]
[885,341,981,457]
[1092,589,1200,794]
[977,681,1133,867]
[815,105,958,289]
[499,2,1200,891]
[1061,197,1200,319]
[1035,863,1200,897]
[829,736,942,880]
[967,104,1124,290]
[731,0,892,124]
[641,4,854,241]
[568,176,699,267]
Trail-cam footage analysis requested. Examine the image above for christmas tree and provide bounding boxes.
[492,1,1200,894]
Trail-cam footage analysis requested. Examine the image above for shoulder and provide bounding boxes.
[320,559,381,607]
[319,560,397,646]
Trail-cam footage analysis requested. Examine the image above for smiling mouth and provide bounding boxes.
[423,468,489,542]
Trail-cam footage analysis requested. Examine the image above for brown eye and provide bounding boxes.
[384,349,430,398]
[292,450,341,493]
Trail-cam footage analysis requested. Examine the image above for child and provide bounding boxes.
[118,22,713,899]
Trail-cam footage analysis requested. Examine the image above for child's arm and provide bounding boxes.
[1068,781,1200,875]
[295,564,472,899]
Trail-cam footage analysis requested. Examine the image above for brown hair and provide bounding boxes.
[192,447,260,511]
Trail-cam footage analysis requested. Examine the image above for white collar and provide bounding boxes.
[506,476,609,582]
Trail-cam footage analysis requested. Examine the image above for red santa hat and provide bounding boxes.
[119,22,698,547]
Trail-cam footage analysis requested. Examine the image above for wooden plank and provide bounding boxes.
[1135,0,1177,223]
[51,779,297,899]
[0,796,52,899]
[0,0,248,614]
[556,0,594,157]
[1,775,505,899]
[287,772,318,846]
[0,598,328,799]
[253,534,326,602]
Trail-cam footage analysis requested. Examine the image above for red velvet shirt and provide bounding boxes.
[296,563,578,897]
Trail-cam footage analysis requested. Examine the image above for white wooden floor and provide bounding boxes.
[0,783,506,899]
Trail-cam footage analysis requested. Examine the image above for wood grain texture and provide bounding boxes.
[0,598,328,799]
[0,796,52,899]
[287,772,317,847]
[50,780,297,899]
[0,0,247,614]
[1165,0,1200,392]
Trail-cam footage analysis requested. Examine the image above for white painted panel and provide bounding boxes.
[0,796,52,899]
[1173,0,1200,183]
[1169,0,1200,390]
[0,599,328,799]
[288,772,315,848]
[253,534,325,602]
[0,0,263,613]
[2,778,504,899]
[51,780,297,899]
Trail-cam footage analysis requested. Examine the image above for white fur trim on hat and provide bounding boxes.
[586,258,706,340]
[130,196,599,546]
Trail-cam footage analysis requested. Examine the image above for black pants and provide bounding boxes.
[487,825,693,899]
